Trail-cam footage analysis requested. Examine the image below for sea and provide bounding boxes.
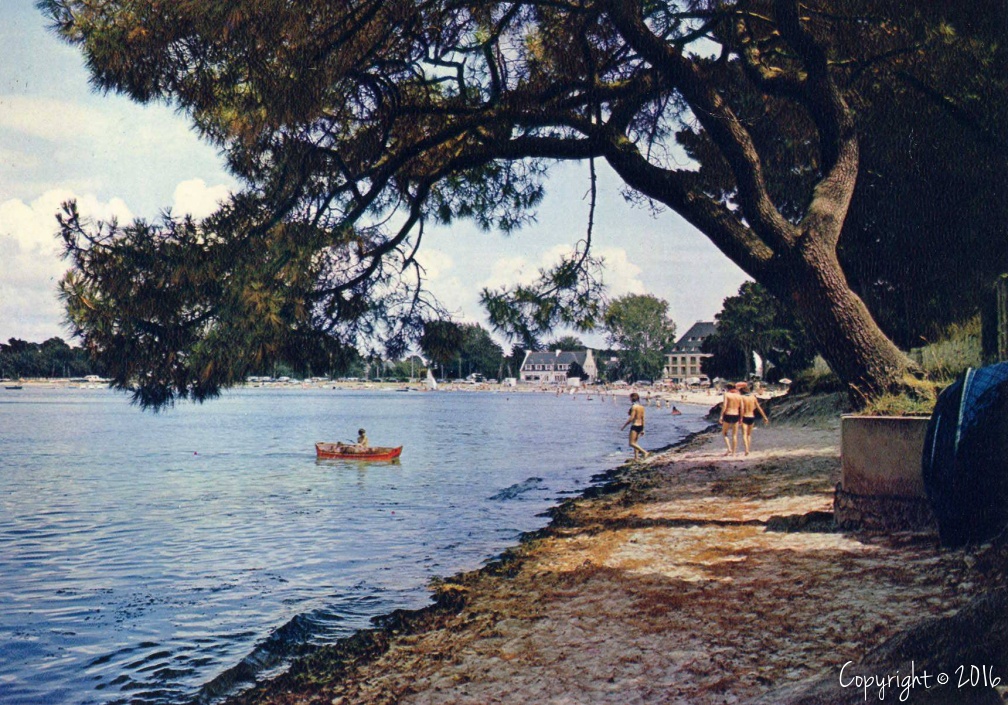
[0,385,712,704]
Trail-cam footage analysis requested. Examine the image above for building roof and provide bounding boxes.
[670,321,717,354]
[522,349,591,367]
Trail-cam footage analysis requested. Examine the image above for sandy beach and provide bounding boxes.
[225,395,1007,704]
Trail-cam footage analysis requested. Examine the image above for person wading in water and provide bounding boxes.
[621,392,649,461]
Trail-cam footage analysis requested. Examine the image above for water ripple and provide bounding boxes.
[0,387,710,704]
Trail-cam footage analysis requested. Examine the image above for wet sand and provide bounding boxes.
[227,401,1007,705]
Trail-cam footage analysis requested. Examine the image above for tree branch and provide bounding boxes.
[774,0,859,247]
[601,0,798,254]
[600,129,775,283]
[732,17,807,100]
[897,70,1008,158]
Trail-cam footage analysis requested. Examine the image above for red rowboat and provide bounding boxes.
[315,442,403,461]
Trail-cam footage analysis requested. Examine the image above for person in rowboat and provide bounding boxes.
[334,428,370,454]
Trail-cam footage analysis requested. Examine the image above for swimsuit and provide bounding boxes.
[742,416,756,426]
[630,424,644,434]
[723,414,740,423]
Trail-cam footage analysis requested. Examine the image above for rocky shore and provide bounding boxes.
[226,395,1008,705]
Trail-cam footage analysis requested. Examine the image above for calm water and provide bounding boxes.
[0,385,710,704]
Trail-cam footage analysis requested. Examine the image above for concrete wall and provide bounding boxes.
[840,415,930,497]
[836,415,934,531]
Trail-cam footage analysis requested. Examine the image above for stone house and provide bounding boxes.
[520,349,598,385]
[663,321,717,382]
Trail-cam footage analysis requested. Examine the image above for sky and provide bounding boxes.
[0,1,748,352]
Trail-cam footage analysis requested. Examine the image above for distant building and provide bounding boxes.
[664,321,717,382]
[520,349,598,385]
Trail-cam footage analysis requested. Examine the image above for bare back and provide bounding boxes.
[722,390,743,416]
[741,394,766,420]
[628,402,645,426]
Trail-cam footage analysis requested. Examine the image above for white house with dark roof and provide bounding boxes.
[663,321,717,382]
[520,349,598,385]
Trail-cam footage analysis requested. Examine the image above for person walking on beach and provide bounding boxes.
[621,392,649,461]
[738,384,769,456]
[720,383,744,456]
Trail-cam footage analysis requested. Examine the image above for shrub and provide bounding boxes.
[787,317,981,416]
[911,316,982,383]
[862,317,980,416]
[791,355,844,395]
[861,376,938,417]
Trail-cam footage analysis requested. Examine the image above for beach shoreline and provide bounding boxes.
[0,377,752,410]
[223,394,1007,705]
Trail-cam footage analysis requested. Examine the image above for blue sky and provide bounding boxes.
[0,0,748,349]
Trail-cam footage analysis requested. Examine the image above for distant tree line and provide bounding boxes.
[0,337,104,379]
[252,322,512,382]
[0,286,816,386]
[420,322,510,380]
[0,326,514,385]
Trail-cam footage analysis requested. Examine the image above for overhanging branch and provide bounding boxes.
[601,0,798,254]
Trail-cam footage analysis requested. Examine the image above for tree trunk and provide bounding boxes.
[778,238,917,403]
[596,1,916,405]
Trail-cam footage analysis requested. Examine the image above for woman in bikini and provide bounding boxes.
[719,383,744,456]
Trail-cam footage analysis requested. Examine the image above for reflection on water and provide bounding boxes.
[0,386,710,704]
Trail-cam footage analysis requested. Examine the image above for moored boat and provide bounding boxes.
[315,442,403,461]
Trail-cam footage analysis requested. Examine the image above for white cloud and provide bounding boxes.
[0,189,136,341]
[0,93,207,156]
[416,243,624,327]
[482,253,538,291]
[481,244,646,299]
[482,244,569,291]
[414,247,454,281]
[0,189,132,255]
[0,181,231,342]
[596,247,646,298]
[415,240,651,332]
[0,94,108,142]
[172,179,231,220]
[1,91,235,219]
[415,247,474,319]
[0,233,67,342]
[0,198,48,253]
